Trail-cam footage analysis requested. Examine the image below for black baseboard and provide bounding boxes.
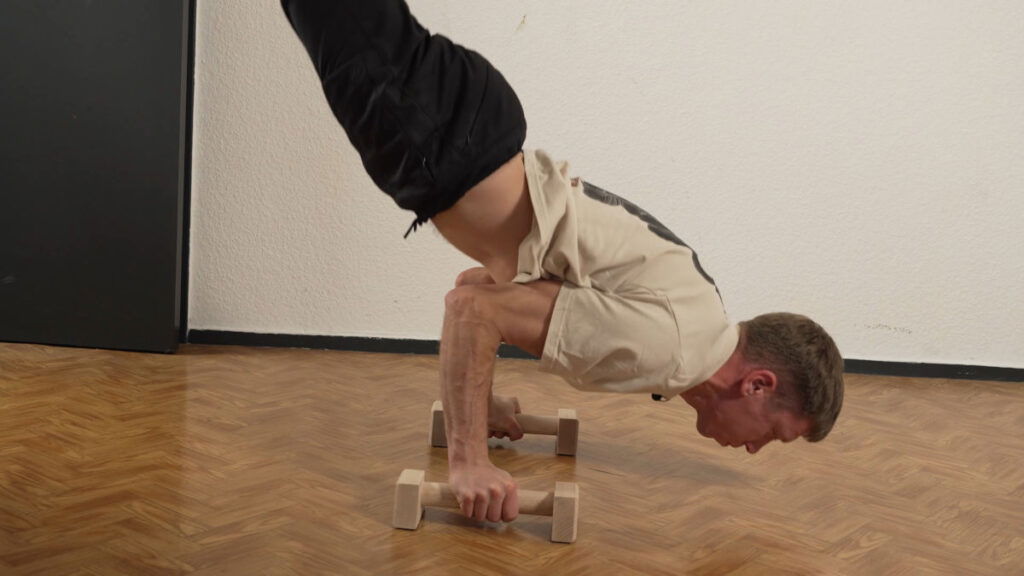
[187,329,537,360]
[842,359,1021,382]
[187,330,1023,382]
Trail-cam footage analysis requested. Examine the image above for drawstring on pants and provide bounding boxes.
[403,215,428,238]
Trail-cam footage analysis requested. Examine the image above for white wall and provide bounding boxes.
[190,0,1024,368]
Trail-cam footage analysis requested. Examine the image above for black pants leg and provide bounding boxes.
[280,0,527,233]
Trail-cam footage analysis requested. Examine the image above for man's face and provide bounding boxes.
[682,374,812,454]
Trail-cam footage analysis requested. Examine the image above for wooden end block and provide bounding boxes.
[556,408,578,456]
[551,481,579,543]
[392,469,425,530]
[429,400,447,448]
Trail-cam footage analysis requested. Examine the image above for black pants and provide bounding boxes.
[280,0,527,234]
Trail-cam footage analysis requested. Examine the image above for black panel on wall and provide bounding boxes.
[0,1,192,353]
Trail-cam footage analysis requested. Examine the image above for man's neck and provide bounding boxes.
[683,343,746,403]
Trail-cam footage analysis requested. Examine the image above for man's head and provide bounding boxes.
[682,312,844,453]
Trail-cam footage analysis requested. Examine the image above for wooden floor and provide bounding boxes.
[1,342,1021,575]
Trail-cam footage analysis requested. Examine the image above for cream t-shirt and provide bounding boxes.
[513,149,739,398]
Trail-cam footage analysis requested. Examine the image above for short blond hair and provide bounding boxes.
[739,313,844,442]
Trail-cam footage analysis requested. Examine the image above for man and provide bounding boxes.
[280,0,844,525]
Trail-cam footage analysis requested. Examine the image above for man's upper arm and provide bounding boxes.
[535,284,682,395]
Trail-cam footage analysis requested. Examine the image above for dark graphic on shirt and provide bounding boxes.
[581,181,717,289]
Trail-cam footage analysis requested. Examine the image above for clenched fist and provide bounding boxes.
[488,395,524,440]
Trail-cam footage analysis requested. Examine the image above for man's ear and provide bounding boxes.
[743,369,779,396]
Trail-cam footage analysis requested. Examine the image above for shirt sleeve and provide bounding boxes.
[540,282,683,396]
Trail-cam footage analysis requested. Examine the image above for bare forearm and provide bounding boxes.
[435,280,557,523]
[439,316,501,466]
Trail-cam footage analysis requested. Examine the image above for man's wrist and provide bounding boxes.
[447,441,489,466]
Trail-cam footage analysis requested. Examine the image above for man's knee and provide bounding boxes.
[444,286,495,323]
[444,286,484,315]
[454,267,496,288]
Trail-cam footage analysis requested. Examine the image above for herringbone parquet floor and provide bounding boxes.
[1,342,1021,575]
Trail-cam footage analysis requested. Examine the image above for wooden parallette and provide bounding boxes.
[392,469,579,543]
[429,400,579,456]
